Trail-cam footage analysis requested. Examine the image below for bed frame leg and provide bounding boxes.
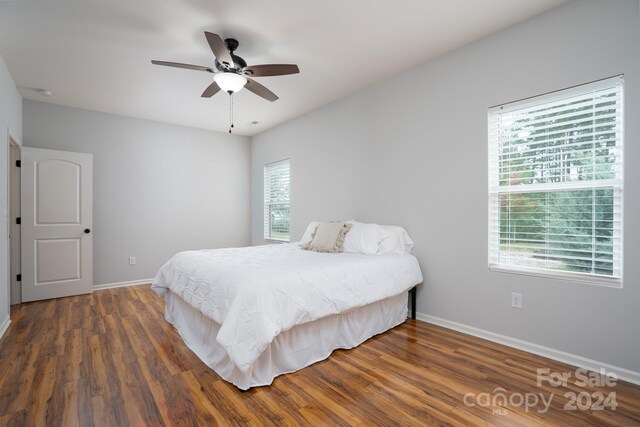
[410,286,417,320]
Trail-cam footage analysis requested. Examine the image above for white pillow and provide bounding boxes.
[378,225,415,254]
[343,221,388,254]
[300,221,319,245]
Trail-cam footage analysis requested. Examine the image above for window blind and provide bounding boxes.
[488,76,624,286]
[264,159,290,241]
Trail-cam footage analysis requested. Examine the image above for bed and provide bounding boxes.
[152,240,423,390]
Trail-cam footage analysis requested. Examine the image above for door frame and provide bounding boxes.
[6,128,21,306]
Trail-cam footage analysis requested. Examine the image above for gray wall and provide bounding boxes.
[24,100,251,286]
[0,53,22,328]
[252,0,640,372]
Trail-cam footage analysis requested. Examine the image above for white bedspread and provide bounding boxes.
[151,243,423,373]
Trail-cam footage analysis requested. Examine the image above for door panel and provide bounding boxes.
[36,239,81,283]
[21,147,93,302]
[36,160,81,224]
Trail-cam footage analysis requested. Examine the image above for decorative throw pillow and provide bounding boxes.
[300,221,320,245]
[301,221,352,253]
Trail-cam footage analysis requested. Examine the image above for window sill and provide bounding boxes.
[488,264,622,289]
[265,238,290,244]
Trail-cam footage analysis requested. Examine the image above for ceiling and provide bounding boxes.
[0,0,569,137]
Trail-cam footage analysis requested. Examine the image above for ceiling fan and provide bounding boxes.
[151,32,299,102]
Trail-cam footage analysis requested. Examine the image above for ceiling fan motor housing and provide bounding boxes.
[214,38,247,71]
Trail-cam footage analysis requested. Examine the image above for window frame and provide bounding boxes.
[263,158,291,243]
[487,76,624,288]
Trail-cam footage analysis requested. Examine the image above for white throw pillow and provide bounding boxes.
[343,221,388,254]
[378,225,415,254]
[300,221,319,245]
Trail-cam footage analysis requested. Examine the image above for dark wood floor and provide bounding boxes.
[0,286,639,426]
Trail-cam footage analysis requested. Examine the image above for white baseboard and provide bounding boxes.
[93,278,153,291]
[417,312,640,386]
[0,316,11,341]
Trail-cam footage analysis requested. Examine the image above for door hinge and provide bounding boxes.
[16,217,21,225]
[15,160,21,167]
[16,274,21,282]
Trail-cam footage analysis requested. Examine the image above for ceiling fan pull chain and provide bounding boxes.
[228,93,233,133]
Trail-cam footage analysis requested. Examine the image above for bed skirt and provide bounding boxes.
[163,290,408,390]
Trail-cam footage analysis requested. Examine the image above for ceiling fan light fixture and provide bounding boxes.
[214,72,247,93]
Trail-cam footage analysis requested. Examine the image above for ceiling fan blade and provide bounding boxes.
[201,82,221,98]
[204,32,233,67]
[151,60,213,73]
[243,64,299,77]
[244,78,279,102]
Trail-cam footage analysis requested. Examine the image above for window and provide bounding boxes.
[264,159,290,241]
[488,76,623,286]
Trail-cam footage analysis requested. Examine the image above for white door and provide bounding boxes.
[21,147,93,302]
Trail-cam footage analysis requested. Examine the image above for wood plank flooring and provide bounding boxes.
[1,285,639,426]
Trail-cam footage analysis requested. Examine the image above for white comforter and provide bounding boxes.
[151,243,423,373]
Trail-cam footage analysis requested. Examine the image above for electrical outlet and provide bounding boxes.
[511,292,522,309]
[129,256,136,266]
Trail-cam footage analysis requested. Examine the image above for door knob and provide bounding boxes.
[84,228,91,234]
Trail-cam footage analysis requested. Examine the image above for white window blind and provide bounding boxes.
[264,159,290,241]
[488,76,624,286]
